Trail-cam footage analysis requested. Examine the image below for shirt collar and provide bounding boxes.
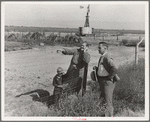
[102,52,107,56]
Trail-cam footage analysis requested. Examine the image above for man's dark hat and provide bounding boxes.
[99,41,108,48]
[90,71,97,81]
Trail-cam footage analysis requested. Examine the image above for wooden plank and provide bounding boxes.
[62,77,82,95]
[47,77,82,106]
[82,63,88,96]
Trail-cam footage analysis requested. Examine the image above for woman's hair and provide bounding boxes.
[99,42,108,49]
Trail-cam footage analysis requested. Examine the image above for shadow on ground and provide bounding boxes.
[15,89,55,107]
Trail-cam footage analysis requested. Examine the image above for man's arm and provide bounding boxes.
[62,48,77,55]
[106,57,117,80]
[81,52,90,64]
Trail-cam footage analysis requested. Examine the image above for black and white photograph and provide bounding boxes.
[1,1,149,121]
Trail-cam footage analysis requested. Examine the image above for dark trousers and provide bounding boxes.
[98,77,116,117]
[53,87,63,102]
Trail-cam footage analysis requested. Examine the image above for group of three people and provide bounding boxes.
[53,42,118,117]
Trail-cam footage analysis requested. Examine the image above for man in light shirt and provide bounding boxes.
[93,42,118,117]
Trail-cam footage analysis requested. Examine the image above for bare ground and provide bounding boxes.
[4,45,145,116]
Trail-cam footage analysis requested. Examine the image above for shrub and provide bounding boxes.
[114,58,145,111]
[23,58,144,117]
[122,39,128,45]
[122,39,145,47]
[125,40,137,46]
[52,92,106,116]
[139,40,145,47]
[46,59,145,117]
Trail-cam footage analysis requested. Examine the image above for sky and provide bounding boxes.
[3,2,147,30]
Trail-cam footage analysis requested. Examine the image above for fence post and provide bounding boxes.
[103,36,104,41]
[135,44,138,65]
[21,32,23,38]
[94,34,95,40]
[59,31,60,37]
[135,37,144,66]
[139,36,141,41]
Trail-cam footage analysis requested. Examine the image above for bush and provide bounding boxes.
[122,39,145,47]
[24,58,144,117]
[114,58,145,111]
[52,92,106,116]
[46,59,145,117]
[122,39,128,45]
[139,40,145,47]
[125,40,137,46]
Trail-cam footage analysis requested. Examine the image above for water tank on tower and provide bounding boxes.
[79,27,93,36]
[79,5,94,36]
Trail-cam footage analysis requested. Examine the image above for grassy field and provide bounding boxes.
[5,33,145,53]
[4,34,145,117]
[4,25,146,117]
[5,25,145,54]
[113,58,145,117]
[5,26,145,34]
[43,58,145,117]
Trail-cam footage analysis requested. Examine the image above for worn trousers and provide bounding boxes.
[98,77,116,117]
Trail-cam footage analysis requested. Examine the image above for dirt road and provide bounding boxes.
[4,45,145,116]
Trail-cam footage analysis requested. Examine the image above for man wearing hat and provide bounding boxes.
[57,42,90,95]
[93,42,119,117]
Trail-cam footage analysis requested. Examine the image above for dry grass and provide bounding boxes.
[44,93,106,117]
[48,58,145,117]
[4,39,145,117]
[115,108,145,117]
[113,58,145,116]
[27,59,144,117]
[5,41,33,52]
[114,59,145,104]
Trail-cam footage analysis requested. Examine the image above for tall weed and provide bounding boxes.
[114,58,145,112]
[50,93,106,116]
[45,59,145,117]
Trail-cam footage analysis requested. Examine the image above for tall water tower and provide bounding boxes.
[84,7,90,27]
[79,5,94,36]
